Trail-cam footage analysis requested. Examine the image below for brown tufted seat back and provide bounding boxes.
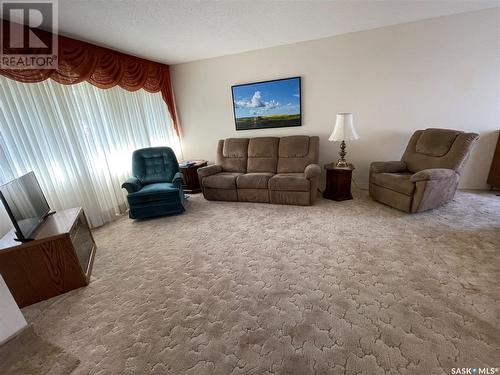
[401,128,478,174]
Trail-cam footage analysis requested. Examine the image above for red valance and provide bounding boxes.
[0,21,179,135]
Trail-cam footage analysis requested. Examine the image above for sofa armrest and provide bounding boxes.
[304,164,321,179]
[172,172,184,187]
[410,168,457,182]
[197,164,222,178]
[121,177,142,193]
[370,161,407,174]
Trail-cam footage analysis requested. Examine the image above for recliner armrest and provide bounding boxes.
[304,164,321,179]
[121,177,142,193]
[410,168,457,182]
[197,164,222,178]
[172,172,184,187]
[370,161,407,174]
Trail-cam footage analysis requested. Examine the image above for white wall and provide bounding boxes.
[171,8,500,189]
[0,275,27,345]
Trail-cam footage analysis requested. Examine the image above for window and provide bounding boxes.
[0,77,181,227]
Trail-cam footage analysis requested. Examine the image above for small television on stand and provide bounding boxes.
[0,172,55,242]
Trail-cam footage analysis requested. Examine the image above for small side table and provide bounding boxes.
[179,160,207,194]
[323,164,354,201]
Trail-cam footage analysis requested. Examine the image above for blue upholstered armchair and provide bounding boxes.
[121,147,185,219]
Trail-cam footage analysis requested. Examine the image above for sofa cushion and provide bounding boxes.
[203,172,243,189]
[236,173,274,189]
[279,136,310,157]
[415,129,460,157]
[277,136,319,173]
[247,137,279,173]
[269,173,310,192]
[223,138,249,157]
[127,182,179,205]
[217,139,249,173]
[370,172,415,196]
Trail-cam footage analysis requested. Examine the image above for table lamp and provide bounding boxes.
[328,112,359,169]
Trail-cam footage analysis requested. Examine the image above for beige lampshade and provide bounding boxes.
[328,113,359,141]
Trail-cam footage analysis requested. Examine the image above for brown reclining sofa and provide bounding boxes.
[197,136,320,206]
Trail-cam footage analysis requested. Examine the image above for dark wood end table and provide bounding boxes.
[179,160,207,194]
[323,163,354,201]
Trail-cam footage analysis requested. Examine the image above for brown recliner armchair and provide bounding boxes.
[369,128,478,213]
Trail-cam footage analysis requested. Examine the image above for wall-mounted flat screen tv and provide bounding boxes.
[231,76,301,131]
[0,172,53,242]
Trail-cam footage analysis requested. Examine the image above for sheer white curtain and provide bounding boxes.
[0,77,182,227]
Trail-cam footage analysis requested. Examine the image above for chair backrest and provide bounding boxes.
[277,136,319,173]
[216,136,319,174]
[132,147,179,185]
[401,128,478,174]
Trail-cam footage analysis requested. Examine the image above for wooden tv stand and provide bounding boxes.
[0,207,96,308]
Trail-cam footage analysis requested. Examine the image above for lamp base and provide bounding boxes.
[335,140,353,169]
[335,159,351,169]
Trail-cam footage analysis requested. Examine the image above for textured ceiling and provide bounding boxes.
[57,0,499,64]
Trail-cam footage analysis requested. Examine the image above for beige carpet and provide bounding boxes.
[0,325,80,375]
[19,190,500,375]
